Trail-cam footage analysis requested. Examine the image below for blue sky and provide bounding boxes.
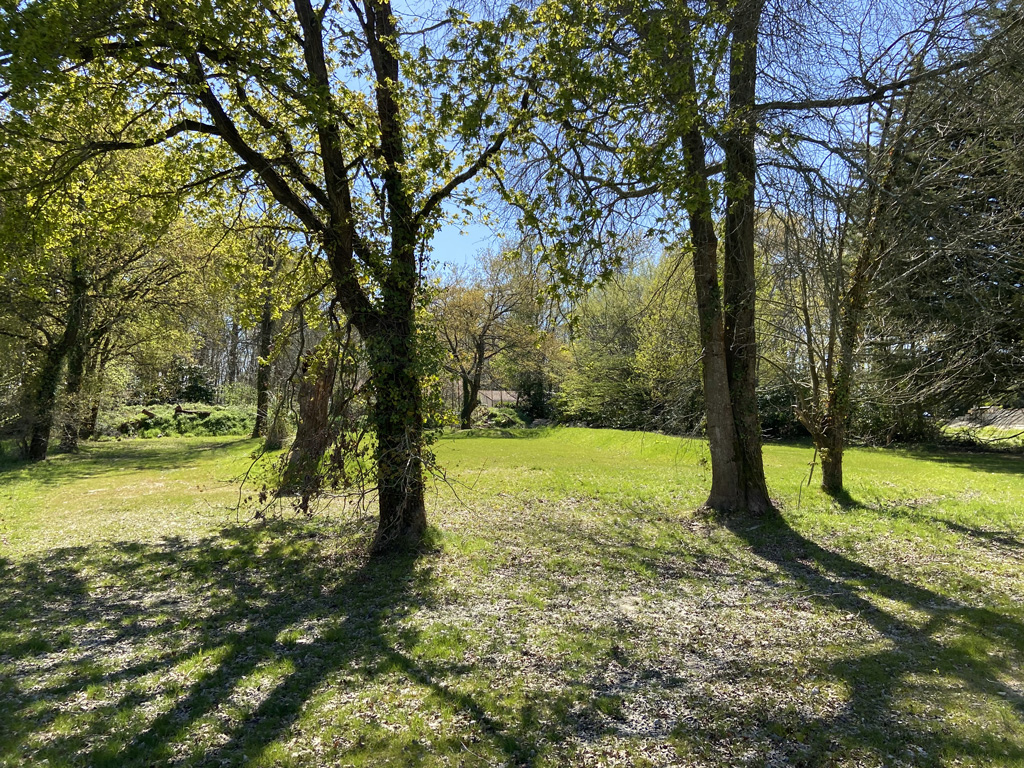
[429,219,497,268]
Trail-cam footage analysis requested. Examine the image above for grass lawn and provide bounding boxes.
[1,429,1022,767]
[942,425,1024,451]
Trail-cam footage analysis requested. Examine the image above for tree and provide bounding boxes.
[759,90,922,494]
[523,0,777,513]
[875,9,1024,423]
[490,269,568,421]
[558,272,649,429]
[2,0,537,551]
[250,242,280,439]
[518,0,1003,510]
[434,249,532,429]
[279,332,341,506]
[0,137,188,459]
[557,256,704,433]
[758,2,1024,490]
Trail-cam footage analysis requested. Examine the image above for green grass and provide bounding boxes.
[1,428,1023,767]
[942,424,1024,450]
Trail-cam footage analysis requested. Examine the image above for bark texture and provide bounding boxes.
[58,321,91,452]
[677,9,774,515]
[719,0,773,514]
[26,346,67,461]
[281,351,338,503]
[26,260,89,460]
[251,284,274,439]
[459,351,484,430]
[364,315,428,555]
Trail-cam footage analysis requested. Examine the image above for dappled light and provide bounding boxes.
[2,434,1023,766]
[2,0,1023,762]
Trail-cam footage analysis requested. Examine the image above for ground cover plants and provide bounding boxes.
[94,404,256,440]
[1,429,1022,767]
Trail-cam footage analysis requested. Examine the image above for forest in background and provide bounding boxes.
[1,0,1022,549]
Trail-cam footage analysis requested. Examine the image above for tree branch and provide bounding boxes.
[418,93,531,225]
[187,54,327,234]
[82,119,219,153]
[757,15,1024,113]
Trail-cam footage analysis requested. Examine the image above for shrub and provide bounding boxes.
[264,406,291,451]
[219,382,257,407]
[477,406,526,429]
[95,403,255,439]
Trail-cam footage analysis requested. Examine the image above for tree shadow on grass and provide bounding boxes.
[446,427,552,440]
[897,445,1024,477]
[719,511,1024,766]
[525,501,1023,765]
[0,438,254,487]
[861,498,1024,558]
[5,482,1023,767]
[821,486,870,510]
[0,521,559,767]
[443,497,1023,766]
[933,519,1024,554]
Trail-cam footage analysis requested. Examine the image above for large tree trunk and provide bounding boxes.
[366,316,428,554]
[362,1,429,554]
[251,292,274,439]
[82,402,101,442]
[678,14,773,515]
[719,0,773,514]
[26,263,88,460]
[819,424,845,496]
[328,227,430,556]
[280,351,338,503]
[459,361,483,430]
[693,253,752,509]
[459,377,474,430]
[26,345,67,461]
[685,148,746,510]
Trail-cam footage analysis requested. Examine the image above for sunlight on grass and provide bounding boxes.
[1,428,1022,767]
[0,437,267,555]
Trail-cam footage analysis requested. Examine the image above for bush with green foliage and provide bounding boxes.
[557,259,705,435]
[94,403,255,439]
[219,382,258,407]
[757,382,809,440]
[471,405,527,429]
[851,397,939,446]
